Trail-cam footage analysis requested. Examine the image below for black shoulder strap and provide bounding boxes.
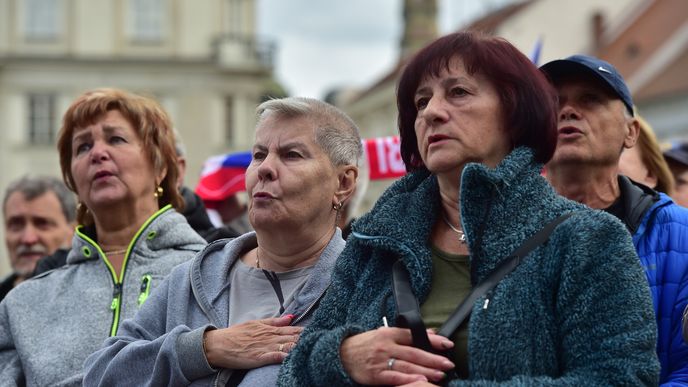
[392,260,434,352]
[437,212,575,337]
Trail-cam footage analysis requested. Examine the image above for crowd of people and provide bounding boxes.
[1,30,687,386]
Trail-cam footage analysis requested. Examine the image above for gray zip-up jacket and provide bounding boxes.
[0,206,206,386]
[83,229,345,386]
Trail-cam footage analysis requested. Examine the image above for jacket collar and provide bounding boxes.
[66,206,205,265]
[616,175,660,234]
[353,147,566,283]
[190,229,345,327]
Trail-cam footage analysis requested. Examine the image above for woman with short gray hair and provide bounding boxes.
[84,97,361,386]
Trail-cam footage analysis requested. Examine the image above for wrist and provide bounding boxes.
[202,328,217,367]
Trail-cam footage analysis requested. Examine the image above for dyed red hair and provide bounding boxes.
[57,88,182,225]
[397,31,558,171]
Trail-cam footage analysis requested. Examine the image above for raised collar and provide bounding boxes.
[615,175,660,234]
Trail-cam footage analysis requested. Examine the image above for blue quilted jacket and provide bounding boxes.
[632,188,688,386]
[278,147,659,386]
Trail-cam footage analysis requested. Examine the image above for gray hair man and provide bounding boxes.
[1,175,75,300]
[542,55,688,384]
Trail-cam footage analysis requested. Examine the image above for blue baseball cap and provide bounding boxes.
[540,54,634,116]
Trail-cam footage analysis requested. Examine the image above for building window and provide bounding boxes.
[27,94,56,145]
[224,96,234,144]
[24,0,62,41]
[225,0,244,35]
[128,0,166,43]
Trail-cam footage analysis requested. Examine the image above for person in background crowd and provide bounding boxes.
[619,115,675,195]
[542,54,688,386]
[173,128,218,239]
[83,97,360,386]
[279,32,658,386]
[174,129,241,241]
[0,88,207,385]
[205,194,252,235]
[663,141,688,208]
[0,175,75,301]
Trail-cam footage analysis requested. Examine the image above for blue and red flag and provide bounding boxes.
[195,151,251,202]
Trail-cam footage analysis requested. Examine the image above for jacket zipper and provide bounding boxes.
[106,255,130,337]
[292,284,331,325]
[482,289,494,310]
[77,205,171,337]
[137,274,152,306]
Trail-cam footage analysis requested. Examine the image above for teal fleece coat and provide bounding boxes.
[278,147,659,386]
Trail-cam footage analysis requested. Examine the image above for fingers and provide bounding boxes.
[341,328,453,386]
[395,380,438,387]
[381,371,429,386]
[379,327,451,350]
[275,340,297,354]
[205,317,303,369]
[398,345,454,370]
[376,326,414,346]
[258,348,289,364]
[427,332,454,351]
[262,314,296,327]
[384,356,447,383]
[256,340,297,365]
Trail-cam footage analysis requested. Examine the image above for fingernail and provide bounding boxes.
[443,360,454,368]
[285,314,295,319]
[435,372,446,381]
[442,340,454,349]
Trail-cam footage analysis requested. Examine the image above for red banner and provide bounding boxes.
[364,136,406,180]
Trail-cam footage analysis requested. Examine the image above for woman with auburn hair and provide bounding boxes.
[278,31,658,386]
[619,115,675,195]
[0,88,206,385]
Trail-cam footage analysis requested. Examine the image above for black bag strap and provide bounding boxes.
[437,212,575,337]
[391,212,575,346]
[392,260,434,352]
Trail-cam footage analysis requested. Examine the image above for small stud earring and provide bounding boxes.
[154,186,163,198]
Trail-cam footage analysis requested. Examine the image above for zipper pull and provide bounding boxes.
[138,275,152,306]
[483,290,493,310]
[111,283,122,310]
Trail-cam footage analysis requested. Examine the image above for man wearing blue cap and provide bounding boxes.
[664,141,688,208]
[542,55,688,386]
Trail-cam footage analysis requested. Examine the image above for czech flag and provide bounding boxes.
[195,151,251,201]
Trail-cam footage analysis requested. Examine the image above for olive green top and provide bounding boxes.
[420,246,471,378]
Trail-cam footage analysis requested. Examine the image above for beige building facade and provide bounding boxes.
[0,0,277,276]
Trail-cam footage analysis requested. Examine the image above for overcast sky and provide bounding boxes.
[257,0,516,99]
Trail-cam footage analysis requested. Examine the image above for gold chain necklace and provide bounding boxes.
[103,248,127,256]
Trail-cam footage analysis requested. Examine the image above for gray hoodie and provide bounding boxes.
[0,207,207,386]
[83,229,345,386]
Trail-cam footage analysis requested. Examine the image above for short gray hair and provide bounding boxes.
[3,175,76,223]
[256,97,363,167]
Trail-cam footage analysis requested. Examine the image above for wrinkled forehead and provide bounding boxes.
[3,190,62,220]
[254,114,318,145]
